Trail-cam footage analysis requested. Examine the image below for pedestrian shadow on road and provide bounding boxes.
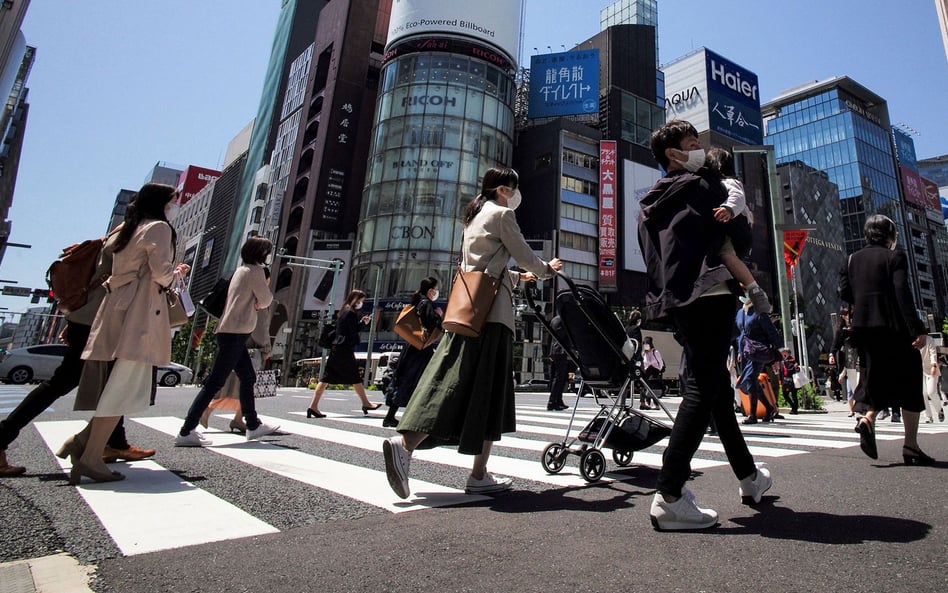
[722,502,930,544]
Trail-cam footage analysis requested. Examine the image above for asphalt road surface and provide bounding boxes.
[1,383,946,592]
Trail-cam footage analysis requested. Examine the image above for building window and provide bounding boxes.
[561,174,598,196]
[562,148,599,170]
[562,203,598,225]
[560,231,597,252]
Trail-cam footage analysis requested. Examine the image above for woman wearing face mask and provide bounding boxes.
[175,237,279,446]
[641,336,665,408]
[59,183,189,483]
[382,277,443,427]
[306,289,382,418]
[382,166,563,499]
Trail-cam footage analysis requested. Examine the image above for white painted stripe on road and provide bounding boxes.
[294,412,727,473]
[33,420,278,556]
[134,416,485,512]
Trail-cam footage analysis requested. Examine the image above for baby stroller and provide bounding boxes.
[525,273,674,482]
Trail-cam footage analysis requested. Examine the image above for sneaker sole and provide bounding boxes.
[649,515,718,531]
[382,439,410,499]
[465,483,513,495]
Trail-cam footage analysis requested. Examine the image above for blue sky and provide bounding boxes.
[1,0,945,317]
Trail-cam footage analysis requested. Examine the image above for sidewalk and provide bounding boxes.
[0,553,94,593]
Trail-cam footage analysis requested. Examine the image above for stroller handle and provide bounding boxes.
[524,269,574,314]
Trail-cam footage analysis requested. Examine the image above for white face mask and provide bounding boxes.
[165,203,181,222]
[506,188,522,211]
[354,301,364,310]
[643,344,652,351]
[675,148,706,172]
[429,289,439,301]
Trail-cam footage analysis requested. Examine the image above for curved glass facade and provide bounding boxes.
[352,50,516,298]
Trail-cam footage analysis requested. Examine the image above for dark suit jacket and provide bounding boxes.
[838,245,925,340]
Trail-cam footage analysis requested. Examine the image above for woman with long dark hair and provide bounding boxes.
[59,183,188,484]
[382,276,443,427]
[382,166,562,499]
[306,289,382,418]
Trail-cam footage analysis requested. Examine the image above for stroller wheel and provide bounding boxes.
[579,448,606,482]
[541,443,568,474]
[612,449,633,467]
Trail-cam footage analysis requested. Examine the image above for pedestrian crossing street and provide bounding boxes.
[24,391,948,556]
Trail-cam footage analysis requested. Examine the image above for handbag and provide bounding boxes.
[167,276,195,328]
[394,304,443,350]
[253,369,278,398]
[792,370,809,389]
[441,265,506,337]
[199,277,230,318]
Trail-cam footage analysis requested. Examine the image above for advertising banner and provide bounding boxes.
[900,165,927,208]
[528,50,599,119]
[598,141,618,290]
[176,166,221,206]
[922,177,944,213]
[387,0,523,66]
[662,51,709,129]
[704,49,762,145]
[622,159,662,273]
[302,240,353,316]
[893,128,919,171]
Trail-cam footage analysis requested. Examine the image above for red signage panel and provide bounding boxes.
[598,140,618,291]
[176,165,221,206]
[899,165,926,208]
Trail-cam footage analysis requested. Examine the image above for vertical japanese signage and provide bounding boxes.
[315,85,360,227]
[528,50,599,119]
[598,140,618,291]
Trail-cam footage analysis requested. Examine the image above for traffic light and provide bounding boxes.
[30,288,50,304]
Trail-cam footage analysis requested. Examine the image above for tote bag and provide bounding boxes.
[441,267,504,337]
[394,304,443,350]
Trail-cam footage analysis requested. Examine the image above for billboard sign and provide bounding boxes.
[622,159,662,273]
[922,177,943,213]
[704,49,762,145]
[302,240,354,316]
[387,0,523,66]
[176,166,221,206]
[900,165,927,208]
[598,141,618,291]
[892,127,919,171]
[528,50,599,119]
[662,51,709,130]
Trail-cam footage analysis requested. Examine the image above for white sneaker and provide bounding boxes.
[174,430,211,447]
[246,423,279,441]
[383,436,412,499]
[649,488,718,531]
[739,463,773,505]
[465,473,513,495]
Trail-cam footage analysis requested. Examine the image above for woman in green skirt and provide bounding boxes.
[383,167,563,498]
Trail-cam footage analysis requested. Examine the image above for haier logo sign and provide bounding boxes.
[709,59,758,101]
[704,49,762,145]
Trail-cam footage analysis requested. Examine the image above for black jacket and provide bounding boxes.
[638,170,747,321]
[838,245,925,341]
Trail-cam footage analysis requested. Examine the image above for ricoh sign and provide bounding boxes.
[661,48,762,145]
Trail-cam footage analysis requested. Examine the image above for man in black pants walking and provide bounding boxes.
[638,120,772,530]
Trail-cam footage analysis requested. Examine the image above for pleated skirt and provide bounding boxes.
[397,323,515,455]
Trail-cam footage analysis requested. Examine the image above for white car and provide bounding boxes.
[0,344,193,386]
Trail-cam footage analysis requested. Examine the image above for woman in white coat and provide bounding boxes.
[60,183,188,484]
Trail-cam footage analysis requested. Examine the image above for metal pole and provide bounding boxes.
[363,267,382,381]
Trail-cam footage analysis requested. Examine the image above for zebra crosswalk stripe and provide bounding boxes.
[33,420,279,556]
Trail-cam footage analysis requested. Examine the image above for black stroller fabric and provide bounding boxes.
[551,284,630,386]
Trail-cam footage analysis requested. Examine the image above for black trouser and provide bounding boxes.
[547,360,567,406]
[657,296,756,497]
[181,332,259,435]
[782,382,799,412]
[0,322,129,451]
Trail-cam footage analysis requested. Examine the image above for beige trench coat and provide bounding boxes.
[82,220,176,366]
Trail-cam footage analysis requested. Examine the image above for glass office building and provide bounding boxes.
[352,29,519,296]
[763,77,906,255]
